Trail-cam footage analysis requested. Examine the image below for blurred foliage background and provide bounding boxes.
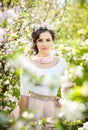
[0,0,88,129]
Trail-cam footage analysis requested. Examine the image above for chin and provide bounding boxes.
[42,51,50,55]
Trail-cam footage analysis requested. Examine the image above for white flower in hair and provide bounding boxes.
[34,22,52,32]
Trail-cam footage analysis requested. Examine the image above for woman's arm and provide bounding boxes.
[61,87,69,98]
[19,68,30,116]
[19,95,28,116]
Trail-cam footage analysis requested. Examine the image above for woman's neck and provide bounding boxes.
[37,53,51,57]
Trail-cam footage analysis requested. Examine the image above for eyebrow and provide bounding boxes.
[38,38,51,40]
[37,39,43,41]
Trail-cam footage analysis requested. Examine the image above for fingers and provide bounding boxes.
[55,97,61,108]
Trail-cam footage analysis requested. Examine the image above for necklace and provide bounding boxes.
[37,54,53,64]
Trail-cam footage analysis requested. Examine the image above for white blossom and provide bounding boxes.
[0,28,5,43]
[4,80,9,84]
[83,121,88,129]
[4,9,16,23]
[78,128,83,130]
[59,98,84,121]
[4,9,16,19]
[84,39,88,45]
[77,29,85,34]
[11,96,17,102]
[82,54,88,60]
[38,120,42,125]
[75,66,83,78]
[0,10,5,23]
[57,0,66,8]
[16,121,24,128]
[78,121,88,130]
[81,82,88,97]
[4,106,11,111]
[22,111,34,119]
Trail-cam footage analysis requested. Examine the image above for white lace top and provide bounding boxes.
[20,57,68,96]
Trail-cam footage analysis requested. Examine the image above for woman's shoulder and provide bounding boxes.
[56,56,67,70]
[60,56,67,70]
[54,56,67,64]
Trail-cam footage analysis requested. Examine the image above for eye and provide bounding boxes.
[37,39,43,42]
[46,39,51,42]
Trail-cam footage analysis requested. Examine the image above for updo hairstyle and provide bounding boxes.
[31,22,55,55]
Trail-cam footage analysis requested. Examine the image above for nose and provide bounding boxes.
[42,41,46,45]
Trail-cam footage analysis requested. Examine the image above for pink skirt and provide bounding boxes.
[9,93,58,130]
[28,92,58,120]
[9,93,58,129]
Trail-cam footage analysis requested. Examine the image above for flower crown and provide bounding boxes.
[33,22,52,32]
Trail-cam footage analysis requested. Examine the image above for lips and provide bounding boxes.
[41,47,48,50]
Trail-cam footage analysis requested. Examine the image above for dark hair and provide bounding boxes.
[31,28,55,55]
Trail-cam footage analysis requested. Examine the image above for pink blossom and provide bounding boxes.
[41,22,47,27]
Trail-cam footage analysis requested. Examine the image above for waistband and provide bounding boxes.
[31,92,56,102]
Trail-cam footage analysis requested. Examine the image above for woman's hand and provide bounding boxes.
[55,97,61,108]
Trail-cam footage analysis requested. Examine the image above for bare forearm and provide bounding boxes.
[61,87,69,98]
[19,95,28,116]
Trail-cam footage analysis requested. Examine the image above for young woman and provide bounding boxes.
[19,22,68,130]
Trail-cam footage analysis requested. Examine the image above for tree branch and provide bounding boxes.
[43,2,52,22]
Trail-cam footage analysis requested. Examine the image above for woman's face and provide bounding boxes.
[36,31,53,56]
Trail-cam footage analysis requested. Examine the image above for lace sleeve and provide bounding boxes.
[60,59,69,97]
[20,68,30,96]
